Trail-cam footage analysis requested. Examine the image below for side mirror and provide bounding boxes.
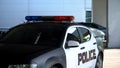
[67,40,79,48]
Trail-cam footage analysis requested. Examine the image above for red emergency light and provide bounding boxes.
[54,16,74,21]
[25,16,74,21]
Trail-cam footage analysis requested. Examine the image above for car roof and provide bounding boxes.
[79,23,106,29]
[14,22,87,29]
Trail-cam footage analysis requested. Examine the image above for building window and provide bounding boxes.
[86,11,92,22]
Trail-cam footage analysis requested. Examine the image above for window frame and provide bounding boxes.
[77,27,91,43]
[66,27,81,43]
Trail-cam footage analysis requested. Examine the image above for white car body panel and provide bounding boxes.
[63,26,99,68]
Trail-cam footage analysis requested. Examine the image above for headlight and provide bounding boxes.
[8,64,37,68]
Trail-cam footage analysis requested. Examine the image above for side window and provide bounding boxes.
[77,27,91,43]
[67,27,81,43]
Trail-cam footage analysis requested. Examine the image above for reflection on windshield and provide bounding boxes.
[0,24,64,46]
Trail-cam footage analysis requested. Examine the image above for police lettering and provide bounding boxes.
[78,49,96,65]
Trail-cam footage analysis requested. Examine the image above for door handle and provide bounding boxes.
[93,42,97,45]
[80,47,85,50]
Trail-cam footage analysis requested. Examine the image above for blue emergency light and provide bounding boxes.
[25,16,74,21]
[25,16,42,21]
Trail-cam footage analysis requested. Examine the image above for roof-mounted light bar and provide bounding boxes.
[25,16,74,21]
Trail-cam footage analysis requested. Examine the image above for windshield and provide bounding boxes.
[0,23,65,46]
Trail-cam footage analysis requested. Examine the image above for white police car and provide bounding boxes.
[0,16,103,68]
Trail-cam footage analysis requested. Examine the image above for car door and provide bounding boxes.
[64,26,86,68]
[77,27,99,68]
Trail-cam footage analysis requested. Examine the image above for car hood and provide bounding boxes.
[0,43,57,64]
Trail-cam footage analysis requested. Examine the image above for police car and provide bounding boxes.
[0,16,103,68]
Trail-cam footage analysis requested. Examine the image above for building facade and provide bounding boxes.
[0,0,91,28]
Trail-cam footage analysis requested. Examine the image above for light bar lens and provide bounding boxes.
[25,16,41,21]
[54,16,74,21]
[25,16,74,21]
